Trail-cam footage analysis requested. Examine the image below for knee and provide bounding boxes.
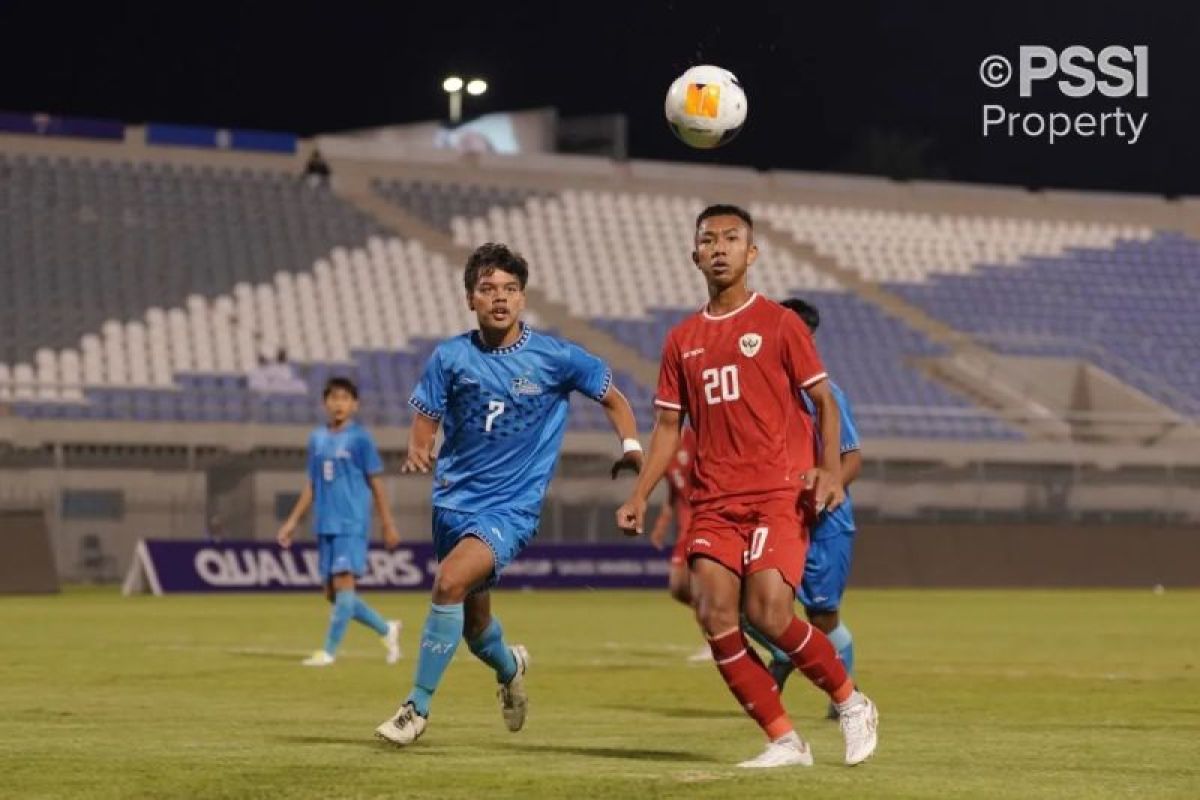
[668,570,692,607]
[432,569,470,604]
[332,589,355,613]
[693,597,738,637]
[807,609,838,634]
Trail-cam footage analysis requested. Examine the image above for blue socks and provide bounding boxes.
[352,595,390,636]
[323,589,390,654]
[323,589,356,655]
[827,622,855,677]
[406,603,465,716]
[467,618,518,683]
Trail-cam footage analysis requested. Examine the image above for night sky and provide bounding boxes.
[1,0,1194,194]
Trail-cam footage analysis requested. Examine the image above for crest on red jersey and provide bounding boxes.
[739,332,762,357]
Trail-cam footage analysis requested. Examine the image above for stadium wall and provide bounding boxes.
[853,522,1200,588]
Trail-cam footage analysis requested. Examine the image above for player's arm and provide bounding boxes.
[401,413,440,474]
[368,475,401,549]
[598,385,643,478]
[356,430,400,548]
[276,481,312,548]
[804,379,845,512]
[616,407,682,536]
[836,384,862,490]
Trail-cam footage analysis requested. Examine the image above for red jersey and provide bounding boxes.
[654,293,826,509]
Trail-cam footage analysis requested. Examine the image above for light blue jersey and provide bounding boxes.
[409,324,612,516]
[307,421,384,536]
[801,380,860,540]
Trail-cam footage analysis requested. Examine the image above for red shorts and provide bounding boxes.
[685,494,810,587]
[668,506,694,567]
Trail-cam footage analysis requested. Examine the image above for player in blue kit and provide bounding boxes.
[374,243,642,747]
[277,377,403,667]
[749,299,862,717]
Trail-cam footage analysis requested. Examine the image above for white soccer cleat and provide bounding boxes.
[686,645,712,663]
[382,620,403,664]
[302,650,335,667]
[498,644,530,732]
[737,733,814,769]
[839,694,879,765]
[374,702,427,747]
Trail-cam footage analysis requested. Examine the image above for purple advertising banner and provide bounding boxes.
[0,111,124,140]
[123,539,670,595]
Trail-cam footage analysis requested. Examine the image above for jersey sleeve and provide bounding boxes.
[356,428,385,476]
[560,341,612,401]
[778,311,827,390]
[409,345,450,420]
[832,384,861,453]
[654,331,685,412]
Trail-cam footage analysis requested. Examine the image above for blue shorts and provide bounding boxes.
[797,532,854,612]
[432,506,539,589]
[317,533,368,581]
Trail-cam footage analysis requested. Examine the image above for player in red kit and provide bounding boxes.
[649,425,698,604]
[617,205,878,769]
[648,426,713,661]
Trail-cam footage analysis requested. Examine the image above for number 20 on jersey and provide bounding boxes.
[702,365,740,405]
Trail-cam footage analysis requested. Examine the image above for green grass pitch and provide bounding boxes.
[1,587,1197,799]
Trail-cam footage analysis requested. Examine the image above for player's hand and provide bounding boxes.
[802,467,845,513]
[382,521,401,550]
[648,516,670,549]
[276,521,295,549]
[401,447,435,474]
[616,497,647,537]
[610,450,643,480]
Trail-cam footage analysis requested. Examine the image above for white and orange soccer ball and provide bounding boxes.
[664,65,748,149]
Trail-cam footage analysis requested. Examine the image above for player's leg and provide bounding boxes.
[667,561,692,606]
[303,536,352,666]
[463,590,519,681]
[338,536,402,663]
[668,541,710,661]
[740,503,876,765]
[464,590,529,732]
[806,531,856,679]
[767,533,837,690]
[690,550,811,768]
[377,534,493,746]
[806,608,850,719]
[667,533,693,606]
[407,536,494,711]
[808,608,852,676]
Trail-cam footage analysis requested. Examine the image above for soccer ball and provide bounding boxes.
[664,65,748,149]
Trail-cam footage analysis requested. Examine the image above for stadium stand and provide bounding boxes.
[2,140,1198,442]
[0,153,649,429]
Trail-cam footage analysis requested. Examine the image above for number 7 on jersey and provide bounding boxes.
[485,400,505,431]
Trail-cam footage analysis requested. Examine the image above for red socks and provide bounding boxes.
[708,628,793,739]
[773,616,853,702]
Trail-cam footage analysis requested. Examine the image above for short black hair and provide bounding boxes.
[781,298,820,333]
[696,204,754,232]
[463,242,529,294]
[323,376,359,400]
